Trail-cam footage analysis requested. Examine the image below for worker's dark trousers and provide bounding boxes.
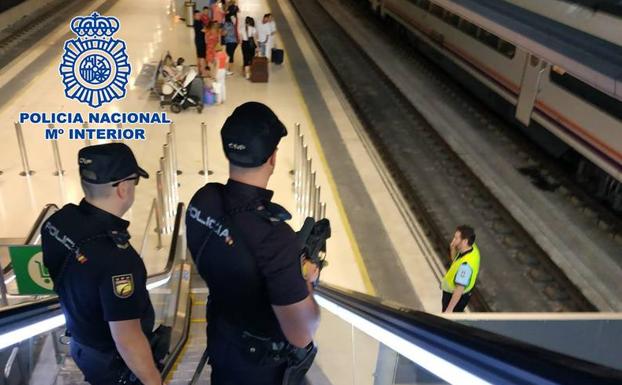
[441,291,472,312]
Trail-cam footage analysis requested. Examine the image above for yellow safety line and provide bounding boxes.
[164,299,192,382]
[194,301,207,306]
[191,318,207,323]
[165,340,188,382]
[283,31,376,296]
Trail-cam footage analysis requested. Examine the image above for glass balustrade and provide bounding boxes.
[0,204,189,385]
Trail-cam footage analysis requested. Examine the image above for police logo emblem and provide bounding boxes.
[59,12,131,108]
[112,274,134,298]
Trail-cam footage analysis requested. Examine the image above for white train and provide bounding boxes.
[366,0,622,211]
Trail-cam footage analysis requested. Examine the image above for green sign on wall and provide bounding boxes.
[9,246,54,295]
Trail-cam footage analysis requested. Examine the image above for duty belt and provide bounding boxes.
[210,318,297,366]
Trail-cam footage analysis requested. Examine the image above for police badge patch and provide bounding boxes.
[59,12,131,108]
[112,274,134,298]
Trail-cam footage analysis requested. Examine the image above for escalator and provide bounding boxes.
[1,204,622,384]
[0,204,59,307]
[0,203,191,385]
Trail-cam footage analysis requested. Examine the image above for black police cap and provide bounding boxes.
[78,143,149,184]
[221,102,287,168]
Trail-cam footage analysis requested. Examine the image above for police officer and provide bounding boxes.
[186,102,321,385]
[41,143,164,385]
[442,225,480,313]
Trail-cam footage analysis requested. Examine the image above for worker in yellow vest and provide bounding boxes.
[442,225,480,312]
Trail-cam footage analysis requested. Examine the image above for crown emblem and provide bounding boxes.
[70,12,119,38]
[59,12,131,108]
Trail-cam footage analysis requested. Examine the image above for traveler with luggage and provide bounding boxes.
[256,14,271,58]
[265,14,277,62]
[240,16,257,80]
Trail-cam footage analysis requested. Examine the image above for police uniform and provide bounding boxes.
[441,243,481,312]
[186,102,310,385]
[42,143,153,385]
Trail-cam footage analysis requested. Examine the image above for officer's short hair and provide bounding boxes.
[81,180,113,200]
[456,225,475,246]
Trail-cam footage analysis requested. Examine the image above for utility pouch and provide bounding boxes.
[241,331,271,364]
[282,342,317,385]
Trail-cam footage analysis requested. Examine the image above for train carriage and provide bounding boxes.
[367,0,622,210]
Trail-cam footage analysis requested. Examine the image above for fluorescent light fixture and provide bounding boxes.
[0,314,66,350]
[146,274,171,290]
[315,294,491,385]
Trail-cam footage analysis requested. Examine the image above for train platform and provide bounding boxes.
[0,0,442,311]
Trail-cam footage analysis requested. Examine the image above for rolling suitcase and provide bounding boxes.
[251,56,269,83]
[271,48,284,64]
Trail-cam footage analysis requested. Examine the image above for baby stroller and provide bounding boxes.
[160,57,204,113]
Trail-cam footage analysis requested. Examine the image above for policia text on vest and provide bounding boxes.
[41,143,167,385]
[186,102,323,385]
[442,225,480,313]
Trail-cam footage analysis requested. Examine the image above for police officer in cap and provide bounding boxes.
[42,143,164,385]
[186,102,321,384]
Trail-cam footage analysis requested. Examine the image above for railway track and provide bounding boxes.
[289,0,597,312]
[0,0,98,70]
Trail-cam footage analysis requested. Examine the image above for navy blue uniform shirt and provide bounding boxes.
[186,179,308,339]
[42,199,155,351]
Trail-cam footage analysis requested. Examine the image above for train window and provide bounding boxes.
[550,71,622,121]
[497,40,516,59]
[443,11,461,27]
[416,0,430,11]
[478,30,499,50]
[429,4,444,18]
[459,19,479,38]
[414,1,517,60]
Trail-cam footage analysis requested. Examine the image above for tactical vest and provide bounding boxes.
[190,184,286,340]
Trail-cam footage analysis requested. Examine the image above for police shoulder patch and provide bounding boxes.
[112,274,134,298]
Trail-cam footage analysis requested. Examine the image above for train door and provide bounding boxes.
[515,54,550,126]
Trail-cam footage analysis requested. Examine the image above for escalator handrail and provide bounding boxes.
[0,203,184,323]
[146,202,182,285]
[316,284,622,384]
[24,204,58,245]
[2,203,59,276]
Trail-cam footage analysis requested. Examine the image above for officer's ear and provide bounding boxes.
[114,181,130,200]
[268,149,277,168]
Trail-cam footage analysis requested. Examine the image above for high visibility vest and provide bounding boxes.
[441,243,480,294]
